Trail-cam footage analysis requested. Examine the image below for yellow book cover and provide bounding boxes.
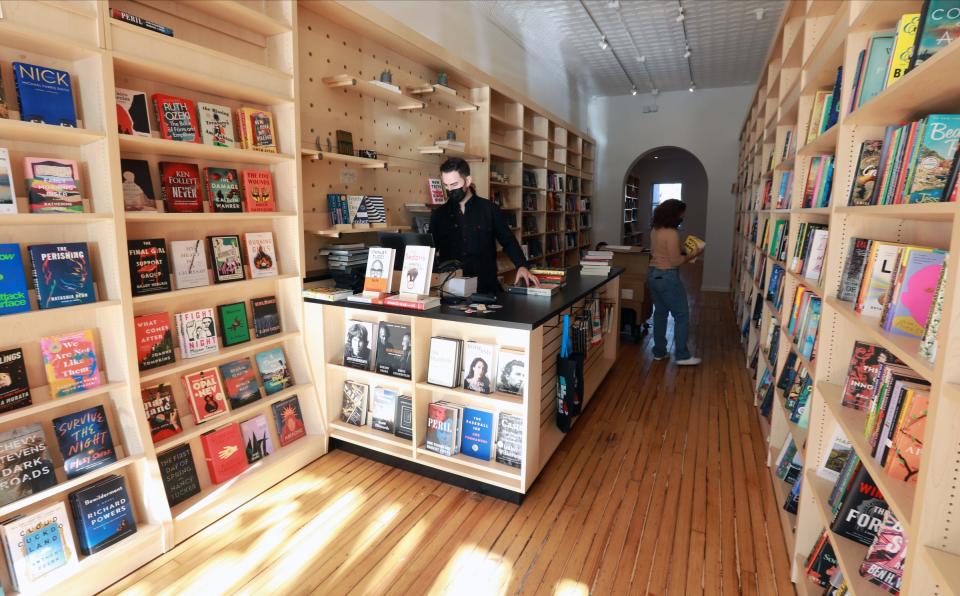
[237,107,278,153]
[886,14,920,88]
[806,91,831,143]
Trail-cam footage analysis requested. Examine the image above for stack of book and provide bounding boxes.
[790,223,828,284]
[302,286,354,302]
[785,285,821,360]
[580,250,613,276]
[507,267,566,297]
[805,66,842,143]
[801,155,835,208]
[326,194,387,226]
[324,244,368,271]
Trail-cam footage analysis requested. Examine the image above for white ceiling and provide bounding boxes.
[473,0,785,96]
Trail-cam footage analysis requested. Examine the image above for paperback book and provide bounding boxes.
[362,246,395,296]
[115,88,151,136]
[255,347,292,395]
[0,347,31,412]
[40,329,101,397]
[128,238,171,296]
[140,383,182,443]
[1,501,79,592]
[236,107,277,152]
[182,367,227,424]
[68,474,137,555]
[251,295,282,338]
[0,423,57,507]
[52,405,117,479]
[176,307,219,358]
[496,348,528,396]
[197,102,235,147]
[13,61,77,127]
[170,240,209,289]
[201,423,248,484]
[28,242,95,309]
[219,357,262,409]
[462,341,496,394]
[157,444,201,506]
[159,162,203,213]
[240,415,274,463]
[399,245,434,296]
[272,395,306,446]
[203,167,242,212]
[24,157,82,213]
[134,311,175,371]
[152,93,199,142]
[208,235,245,283]
[0,243,30,315]
[0,148,15,213]
[244,232,278,279]
[120,158,157,211]
[217,302,251,347]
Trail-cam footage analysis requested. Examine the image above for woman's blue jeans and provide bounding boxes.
[646,268,691,360]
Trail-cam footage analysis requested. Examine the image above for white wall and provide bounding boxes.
[588,85,755,291]
[364,0,589,129]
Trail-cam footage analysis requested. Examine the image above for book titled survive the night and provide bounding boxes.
[52,405,118,479]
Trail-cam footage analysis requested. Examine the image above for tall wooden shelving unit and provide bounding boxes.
[732,1,960,594]
[623,175,642,246]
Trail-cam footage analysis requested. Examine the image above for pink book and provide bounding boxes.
[23,157,82,213]
[808,158,826,209]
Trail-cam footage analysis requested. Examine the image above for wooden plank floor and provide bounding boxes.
[104,277,794,595]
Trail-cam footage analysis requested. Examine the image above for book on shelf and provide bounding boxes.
[425,401,462,457]
[427,337,462,388]
[128,238,171,296]
[255,347,292,395]
[241,169,275,212]
[856,241,906,317]
[375,321,412,380]
[175,307,219,358]
[461,407,494,461]
[801,155,834,208]
[0,149,16,214]
[462,341,496,394]
[240,415,274,463]
[29,242,95,309]
[817,427,853,484]
[244,232,279,279]
[157,444,201,507]
[495,411,523,468]
[272,395,306,446]
[496,347,527,396]
[141,382,182,443]
[806,90,832,143]
[841,341,904,411]
[0,347,30,412]
[395,395,413,440]
[920,262,947,363]
[120,158,157,212]
[859,510,907,593]
[170,239,209,290]
[216,302,251,347]
[24,157,82,213]
[40,329,101,397]
[344,320,374,370]
[183,367,227,424]
[116,88,151,137]
[219,357,262,409]
[362,247,396,296]
[1,500,79,592]
[302,286,353,302]
[52,404,117,479]
[831,462,889,546]
[881,247,946,337]
[236,107,277,153]
[370,386,399,434]
[855,33,895,109]
[887,13,921,87]
[0,67,7,119]
[201,423,249,484]
[208,235,245,283]
[848,141,883,206]
[68,474,138,555]
[825,65,843,131]
[340,380,369,426]
[428,178,445,204]
[0,243,30,315]
[804,531,838,588]
[366,195,387,224]
[197,102,235,148]
[152,93,199,143]
[0,423,57,507]
[911,1,960,69]
[251,295,282,338]
[398,245,435,297]
[13,61,77,127]
[203,167,242,213]
[110,8,174,36]
[336,130,354,156]
[134,311,175,371]
[159,161,203,213]
[783,474,802,514]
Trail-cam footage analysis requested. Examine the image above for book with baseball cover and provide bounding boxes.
[115,88,151,136]
[251,295,281,338]
[236,107,277,152]
[340,380,368,426]
[140,383,182,443]
[241,169,275,212]
[343,320,375,370]
[218,357,262,409]
[375,321,412,379]
[170,240,209,290]
[495,411,523,468]
[461,407,494,461]
[203,167,242,212]
[197,102,235,147]
[201,423,248,484]
[255,347,292,395]
[859,510,906,593]
[182,367,227,424]
[841,341,904,411]
[24,157,82,213]
[208,235,245,283]
[0,423,57,507]
[271,395,306,446]
[134,311,175,371]
[240,415,274,463]
[40,329,101,397]
[175,307,219,358]
[370,386,398,433]
[127,238,171,296]
[52,404,117,479]
[217,302,251,347]
[152,93,199,143]
[119,158,157,212]
[244,232,278,279]
[159,161,203,213]
[1,501,79,592]
[0,347,31,412]
[0,243,30,315]
[0,148,16,213]
[68,474,138,555]
[157,444,200,506]
[13,61,77,127]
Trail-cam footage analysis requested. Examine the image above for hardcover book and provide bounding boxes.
[1,501,79,592]
[0,423,57,506]
[219,357,262,409]
[241,169,275,212]
[119,158,157,211]
[859,510,906,593]
[0,347,31,412]
[885,389,928,483]
[251,295,282,338]
[68,474,137,555]
[0,243,30,315]
[24,157,82,213]
[152,93,199,142]
[428,178,445,204]
[203,167,242,212]
[110,8,174,36]
[52,405,117,479]
[208,235,245,283]
[140,383,182,443]
[115,88,151,136]
[366,195,387,224]
[236,107,277,152]
[255,347,292,395]
[496,348,528,396]
[176,307,219,358]
[395,395,413,440]
[244,232,278,279]
[858,242,904,318]
[159,162,203,213]
[217,302,251,347]
[886,14,921,87]
[804,531,838,588]
[496,411,523,468]
[240,415,274,463]
[272,395,306,446]
[197,102,235,147]
[200,423,249,484]
[12,61,77,127]
[0,148,16,213]
[134,311,175,371]
[374,322,412,379]
[363,247,395,295]
[832,463,889,546]
[182,367,227,424]
[848,140,883,206]
[370,386,399,433]
[29,242,95,309]
[128,238,171,296]
[170,240,209,290]
[425,402,460,457]
[857,33,895,108]
[0,68,7,119]
[40,329,101,397]
[911,0,960,69]
[461,407,494,461]
[157,444,201,506]
[341,380,369,426]
[399,245,434,296]
[839,238,872,302]
[427,336,461,387]
[344,320,375,370]
[462,342,496,394]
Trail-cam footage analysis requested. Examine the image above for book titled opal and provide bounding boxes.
[41,329,101,397]
[128,238,171,296]
[240,415,274,463]
[182,367,227,424]
[241,169,275,212]
[219,357,262,409]
[152,93,199,142]
[13,61,77,127]
[201,423,248,484]
[115,88,151,136]
[244,232,278,279]
[68,474,137,555]
[271,395,306,446]
[197,102,235,147]
[255,347,292,395]
[120,158,157,212]
[29,242,95,309]
[203,167,242,212]
[140,383,182,443]
[160,161,202,213]
[134,311,175,371]
[0,347,31,412]
[0,243,30,315]
[157,444,201,507]
[170,240,209,290]
[251,295,281,338]
[208,235,245,283]
[217,302,251,347]
[52,405,117,479]
[0,423,57,507]
[24,157,82,213]
[461,407,494,461]
[1,501,79,592]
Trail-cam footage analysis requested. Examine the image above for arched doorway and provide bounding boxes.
[621,147,708,249]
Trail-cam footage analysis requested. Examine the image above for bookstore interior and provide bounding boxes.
[0,0,959,593]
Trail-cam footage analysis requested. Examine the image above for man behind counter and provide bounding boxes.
[430,158,539,294]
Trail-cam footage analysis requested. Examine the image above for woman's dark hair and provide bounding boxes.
[467,357,488,378]
[651,199,686,229]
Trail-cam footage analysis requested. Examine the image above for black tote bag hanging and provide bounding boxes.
[556,314,583,432]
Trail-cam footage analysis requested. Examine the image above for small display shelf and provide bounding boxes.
[323,74,425,110]
[301,147,387,169]
[407,84,479,112]
[418,145,485,162]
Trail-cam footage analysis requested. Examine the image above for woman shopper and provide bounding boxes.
[647,199,702,365]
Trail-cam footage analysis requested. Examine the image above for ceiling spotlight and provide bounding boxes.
[753,7,766,20]
[653,156,659,159]
[676,8,685,22]
[599,35,609,50]
[684,48,692,59]
[608,0,620,8]
[689,83,696,92]
[631,86,638,96]
[636,55,646,63]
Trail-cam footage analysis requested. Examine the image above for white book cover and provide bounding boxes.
[427,337,461,387]
[803,228,829,281]
[177,307,219,358]
[370,386,399,433]
[0,148,16,213]
[495,348,528,396]
[2,500,80,592]
[366,195,387,224]
[462,341,496,394]
[347,195,369,224]
[170,239,209,289]
[115,87,151,137]
[816,426,852,483]
[245,232,279,279]
[400,245,434,296]
[363,247,395,296]
[861,243,904,318]
[197,102,235,147]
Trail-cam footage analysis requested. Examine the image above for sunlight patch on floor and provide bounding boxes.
[429,544,512,595]
[553,578,590,595]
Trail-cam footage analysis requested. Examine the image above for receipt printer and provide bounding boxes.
[443,276,477,297]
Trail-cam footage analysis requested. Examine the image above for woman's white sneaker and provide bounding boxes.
[675,357,702,366]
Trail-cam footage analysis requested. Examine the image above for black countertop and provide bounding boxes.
[304,268,624,330]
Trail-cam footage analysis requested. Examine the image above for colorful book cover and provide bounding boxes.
[40,329,101,397]
[911,0,960,69]
[271,395,306,446]
[0,347,31,412]
[399,245,433,296]
[885,389,928,482]
[841,341,898,411]
[152,93,199,143]
[0,148,16,213]
[0,243,31,314]
[347,195,369,224]
[244,232,278,279]
[237,107,277,153]
[496,348,528,396]
[0,423,57,506]
[849,140,884,206]
[256,348,292,395]
[197,102,235,148]
[495,411,523,468]
[804,531,838,588]
[886,248,946,337]
[140,382,182,443]
[52,405,117,479]
[251,295,281,338]
[858,510,906,593]
[208,235,245,283]
[1,501,78,592]
[157,444,201,506]
[127,238,171,296]
[115,88,151,136]
[886,14,921,87]
[24,157,82,213]
[340,380,368,426]
[182,367,227,424]
[176,307,219,358]
[12,61,77,127]
[159,162,203,213]
[920,262,947,362]
[217,302,251,347]
[0,66,7,119]
[831,464,889,546]
[200,423,248,484]
[839,238,872,301]
[859,242,903,318]
[858,33,895,108]
[240,169,275,212]
[134,311,175,371]
[363,246,394,295]
[375,321,412,379]
[370,386,398,433]
[240,415,274,463]
[343,320,374,371]
[907,114,960,203]
[425,402,459,456]
[203,167,242,212]
[119,158,157,212]
[219,357,262,409]
[395,395,413,440]
[461,407,494,461]
[68,474,137,555]
[169,240,209,290]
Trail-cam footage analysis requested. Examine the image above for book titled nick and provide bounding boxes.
[13,61,77,127]
[152,93,199,143]
[128,238,171,296]
[0,243,31,315]
[201,423,248,484]
[240,415,274,463]
[68,474,137,555]
[219,357,262,409]
[272,395,306,446]
[182,367,227,424]
[52,405,118,479]
[134,311,175,371]
[41,329,101,397]
[140,383,182,443]
[0,347,31,412]
[28,242,95,309]
[157,444,201,507]
[160,161,203,213]
[0,423,57,507]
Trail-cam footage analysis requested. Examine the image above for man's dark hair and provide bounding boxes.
[651,199,686,229]
[440,157,471,179]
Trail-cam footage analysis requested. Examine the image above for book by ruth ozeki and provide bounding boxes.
[40,329,101,397]
[52,404,118,479]
[1,500,79,592]
[13,61,77,127]
[0,243,31,315]
[68,474,138,555]
[28,242,96,309]
[152,93,199,143]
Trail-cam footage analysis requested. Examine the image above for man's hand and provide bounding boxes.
[516,267,540,287]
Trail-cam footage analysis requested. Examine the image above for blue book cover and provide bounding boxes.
[12,62,77,127]
[27,242,95,309]
[858,34,895,108]
[52,405,118,479]
[818,158,835,207]
[68,474,137,554]
[255,348,291,395]
[460,407,494,461]
[911,0,960,68]
[825,65,843,130]
[800,298,822,359]
[0,244,31,315]
[907,114,960,203]
[848,49,866,114]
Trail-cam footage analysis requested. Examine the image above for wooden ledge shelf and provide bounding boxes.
[0,118,103,146]
[418,145,485,162]
[792,207,830,215]
[767,467,797,559]
[328,420,413,458]
[119,135,294,165]
[0,212,112,225]
[925,546,960,594]
[0,299,120,327]
[798,125,838,156]
[0,382,126,427]
[326,362,414,387]
[407,84,479,111]
[178,0,292,36]
[311,226,411,238]
[415,382,524,409]
[0,19,98,59]
[133,274,299,305]
[834,203,956,222]
[323,74,424,110]
[490,182,520,188]
[523,129,548,141]
[140,331,299,383]
[773,386,808,450]
[490,113,522,131]
[300,148,387,169]
[415,446,521,483]
[125,211,296,222]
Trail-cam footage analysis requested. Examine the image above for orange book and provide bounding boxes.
[885,388,927,483]
[241,169,275,212]
[854,242,879,313]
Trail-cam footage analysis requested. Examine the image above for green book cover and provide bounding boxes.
[217,302,250,346]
